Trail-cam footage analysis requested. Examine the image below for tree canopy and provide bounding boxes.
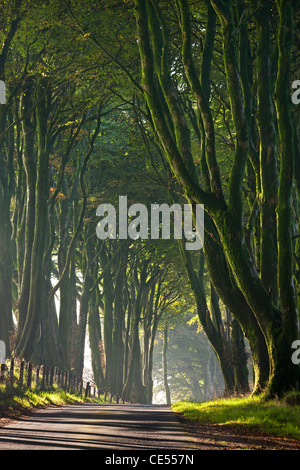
[0,0,299,403]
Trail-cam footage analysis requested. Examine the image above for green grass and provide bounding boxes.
[0,384,104,421]
[172,394,300,440]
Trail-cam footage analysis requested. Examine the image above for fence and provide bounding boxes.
[0,357,105,400]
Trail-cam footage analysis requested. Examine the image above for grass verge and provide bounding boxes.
[172,394,300,440]
[0,384,104,423]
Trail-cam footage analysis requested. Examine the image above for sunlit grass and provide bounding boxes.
[0,384,104,420]
[172,394,300,440]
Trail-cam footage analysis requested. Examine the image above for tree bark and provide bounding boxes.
[17,77,36,337]
[15,79,50,362]
[0,107,14,355]
[162,325,171,405]
[88,285,106,391]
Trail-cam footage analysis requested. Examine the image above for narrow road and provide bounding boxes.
[0,403,197,451]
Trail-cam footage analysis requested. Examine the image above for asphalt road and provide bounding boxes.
[0,403,197,450]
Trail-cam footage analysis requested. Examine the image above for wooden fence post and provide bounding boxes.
[36,365,40,388]
[74,372,77,393]
[53,367,56,386]
[27,363,32,390]
[64,370,68,389]
[50,366,54,387]
[45,366,49,386]
[9,358,14,384]
[0,363,6,383]
[41,365,46,390]
[18,361,25,387]
[69,370,73,393]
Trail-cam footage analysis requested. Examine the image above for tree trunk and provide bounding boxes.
[203,214,269,393]
[112,247,128,397]
[231,319,250,394]
[122,264,148,403]
[88,286,106,391]
[99,247,114,390]
[180,242,235,395]
[270,0,299,397]
[162,325,171,405]
[17,78,36,337]
[75,223,95,380]
[15,79,50,362]
[255,2,278,306]
[0,105,14,356]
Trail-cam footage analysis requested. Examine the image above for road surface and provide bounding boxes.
[0,403,197,450]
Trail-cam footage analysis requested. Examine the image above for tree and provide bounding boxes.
[0,0,25,356]
[134,0,300,398]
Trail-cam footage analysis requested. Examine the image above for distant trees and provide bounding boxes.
[83,123,196,402]
[153,312,226,404]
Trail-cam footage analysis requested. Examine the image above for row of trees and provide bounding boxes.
[132,0,300,398]
[0,0,299,402]
[0,0,202,401]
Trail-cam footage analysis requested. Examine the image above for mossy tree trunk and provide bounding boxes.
[255,2,279,306]
[0,9,21,356]
[203,213,269,393]
[15,79,51,362]
[17,78,36,339]
[0,106,14,356]
[231,318,250,394]
[270,0,299,397]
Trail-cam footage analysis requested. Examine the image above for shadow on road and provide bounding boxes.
[0,403,197,450]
